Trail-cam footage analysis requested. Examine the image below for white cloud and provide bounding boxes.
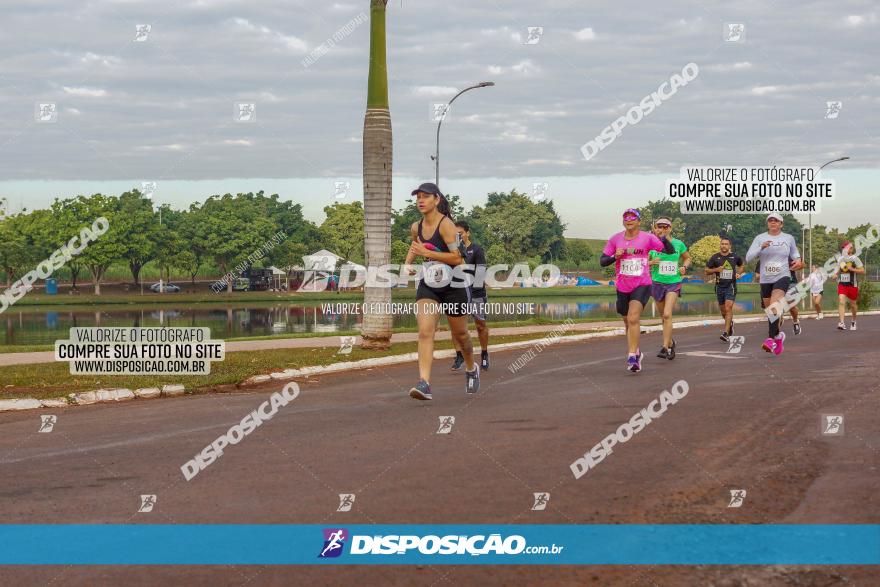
[705,61,753,72]
[137,144,187,152]
[486,59,540,77]
[523,158,573,165]
[574,27,596,41]
[222,139,253,146]
[228,17,307,53]
[80,52,121,67]
[412,85,458,97]
[257,92,282,103]
[62,86,107,97]
[844,14,877,26]
[526,110,569,118]
[511,60,540,75]
[751,85,780,96]
[846,15,865,25]
[501,122,544,143]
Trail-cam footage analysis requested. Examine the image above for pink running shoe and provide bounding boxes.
[762,337,776,353]
[773,332,786,355]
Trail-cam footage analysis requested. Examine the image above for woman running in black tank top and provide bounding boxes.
[403,182,480,401]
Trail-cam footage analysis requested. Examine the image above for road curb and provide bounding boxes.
[3,310,877,413]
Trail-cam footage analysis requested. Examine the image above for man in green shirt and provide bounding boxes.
[648,217,690,360]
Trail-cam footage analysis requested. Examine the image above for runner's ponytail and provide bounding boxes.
[437,194,453,219]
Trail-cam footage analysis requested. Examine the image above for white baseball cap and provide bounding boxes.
[767,212,784,222]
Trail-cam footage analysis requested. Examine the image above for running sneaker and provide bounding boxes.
[465,364,480,394]
[793,321,802,335]
[851,321,857,331]
[450,353,465,371]
[762,338,777,353]
[773,332,786,355]
[667,339,676,360]
[480,351,490,371]
[837,322,846,330]
[626,351,643,373]
[657,346,668,359]
[409,379,433,400]
[720,331,730,342]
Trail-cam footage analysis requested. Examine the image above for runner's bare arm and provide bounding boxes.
[679,250,691,274]
[404,222,418,265]
[424,218,463,266]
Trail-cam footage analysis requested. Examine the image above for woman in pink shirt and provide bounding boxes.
[601,208,675,373]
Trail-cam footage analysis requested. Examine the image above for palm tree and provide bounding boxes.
[361,0,393,349]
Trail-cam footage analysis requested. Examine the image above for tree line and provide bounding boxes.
[0,189,588,294]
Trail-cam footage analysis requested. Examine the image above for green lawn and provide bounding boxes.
[0,331,580,400]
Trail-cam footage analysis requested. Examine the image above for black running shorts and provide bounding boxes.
[616,285,651,316]
[416,282,470,316]
[760,276,791,298]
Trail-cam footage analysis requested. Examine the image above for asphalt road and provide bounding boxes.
[1,317,878,586]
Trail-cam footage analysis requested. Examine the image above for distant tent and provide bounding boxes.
[737,272,754,282]
[267,266,289,291]
[684,277,704,283]
[576,276,600,286]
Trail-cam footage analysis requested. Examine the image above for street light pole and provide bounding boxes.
[810,156,850,270]
[432,82,494,187]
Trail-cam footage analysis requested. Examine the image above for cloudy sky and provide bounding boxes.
[0,0,877,236]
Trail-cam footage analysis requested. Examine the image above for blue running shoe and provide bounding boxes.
[626,352,643,373]
[409,379,432,400]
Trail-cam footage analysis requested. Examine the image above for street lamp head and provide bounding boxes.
[478,81,495,87]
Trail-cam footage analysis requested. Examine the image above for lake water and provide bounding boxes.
[1,294,875,347]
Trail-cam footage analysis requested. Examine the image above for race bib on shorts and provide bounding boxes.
[620,259,643,276]
[659,261,678,276]
[764,261,783,276]
[720,269,734,280]
[423,262,449,286]
[839,272,851,284]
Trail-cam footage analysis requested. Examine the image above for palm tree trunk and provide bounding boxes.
[361,0,392,350]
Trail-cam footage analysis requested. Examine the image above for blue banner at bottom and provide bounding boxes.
[0,525,878,565]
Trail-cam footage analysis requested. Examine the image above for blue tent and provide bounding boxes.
[683,277,704,283]
[576,276,600,286]
[737,273,754,282]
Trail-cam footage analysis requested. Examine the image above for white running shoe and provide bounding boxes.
[851,321,857,331]
[837,322,846,330]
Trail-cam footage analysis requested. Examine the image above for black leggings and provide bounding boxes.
[769,317,780,338]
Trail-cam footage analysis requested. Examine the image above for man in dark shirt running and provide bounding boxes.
[451,221,491,371]
[705,236,743,342]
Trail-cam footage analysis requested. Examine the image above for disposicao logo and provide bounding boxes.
[318,528,348,558]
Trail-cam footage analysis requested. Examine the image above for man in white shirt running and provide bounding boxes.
[745,213,804,355]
